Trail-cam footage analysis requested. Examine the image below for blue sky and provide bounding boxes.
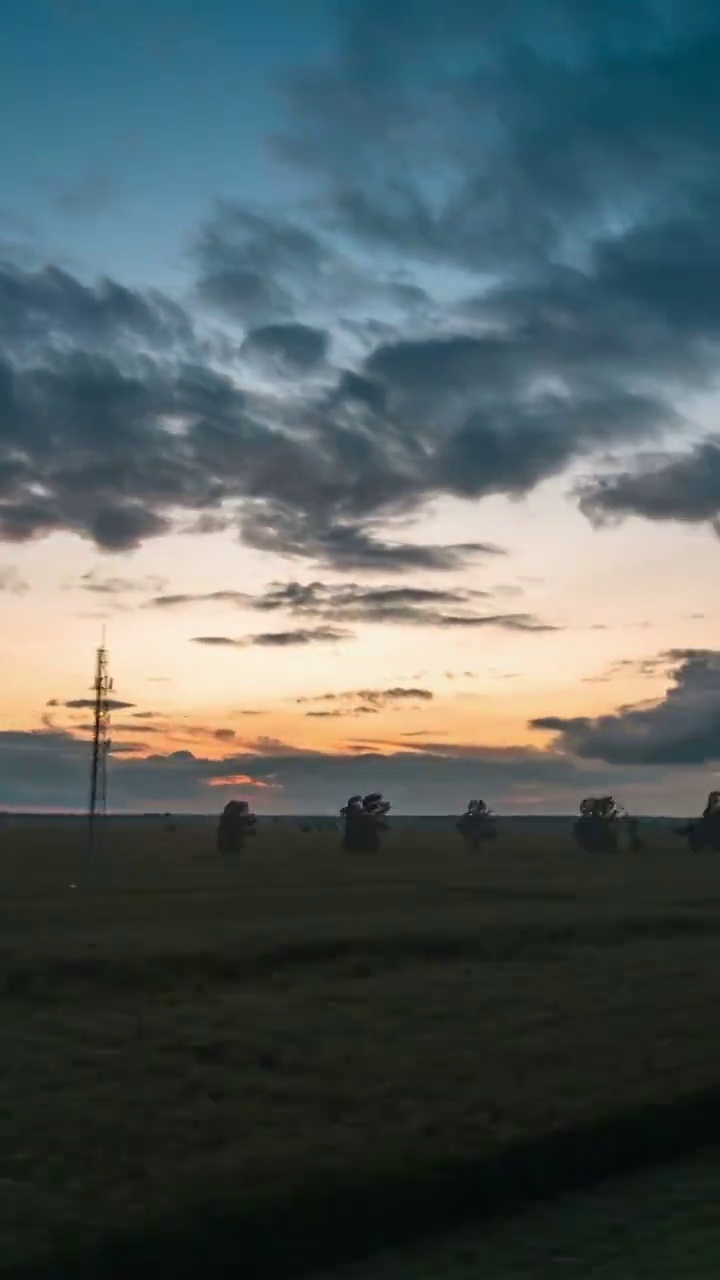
[1,0,720,813]
[1,0,330,283]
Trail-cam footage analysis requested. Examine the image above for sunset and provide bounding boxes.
[2,0,719,812]
[5,4,720,1275]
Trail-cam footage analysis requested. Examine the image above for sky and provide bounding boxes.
[1,0,720,814]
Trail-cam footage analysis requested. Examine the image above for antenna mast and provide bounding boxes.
[88,632,113,850]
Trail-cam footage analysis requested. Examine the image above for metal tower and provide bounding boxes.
[88,634,113,849]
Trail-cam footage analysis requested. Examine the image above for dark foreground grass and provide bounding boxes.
[1,820,720,1276]
[312,1150,720,1279]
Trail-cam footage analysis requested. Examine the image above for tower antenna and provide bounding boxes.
[88,630,113,851]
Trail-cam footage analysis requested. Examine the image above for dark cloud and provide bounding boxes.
[360,331,675,506]
[530,649,720,764]
[275,1,719,274]
[266,0,720,534]
[150,591,250,609]
[0,260,195,359]
[191,636,240,647]
[0,330,503,569]
[357,686,432,705]
[192,203,330,325]
[577,438,720,533]
[0,349,233,552]
[63,698,135,711]
[250,580,555,630]
[236,510,503,574]
[298,686,433,714]
[191,626,352,648]
[145,577,561,632]
[0,251,662,567]
[192,201,429,328]
[1,713,714,813]
[249,627,351,647]
[5,3,720,564]
[240,323,330,373]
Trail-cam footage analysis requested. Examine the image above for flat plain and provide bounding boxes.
[1,817,720,1277]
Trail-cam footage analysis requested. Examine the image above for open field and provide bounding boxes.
[2,818,720,1276]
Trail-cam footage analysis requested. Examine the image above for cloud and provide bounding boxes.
[146,578,556,631]
[70,570,169,596]
[530,649,720,764]
[0,721,706,814]
[192,201,429,328]
[0,252,661,568]
[191,636,240,646]
[62,698,135,711]
[235,515,504,574]
[240,323,330,373]
[356,686,432,704]
[251,580,556,630]
[249,627,350,646]
[5,4,720,565]
[275,0,720,275]
[192,203,331,325]
[150,591,250,609]
[73,721,162,735]
[0,327,504,569]
[577,438,720,533]
[191,626,352,647]
[266,0,720,536]
[298,686,434,715]
[0,260,195,359]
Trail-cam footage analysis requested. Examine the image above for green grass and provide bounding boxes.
[1,819,720,1276]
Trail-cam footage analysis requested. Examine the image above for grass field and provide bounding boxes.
[1,817,720,1277]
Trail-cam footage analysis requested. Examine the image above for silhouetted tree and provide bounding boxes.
[573,796,624,853]
[457,799,497,851]
[216,800,257,854]
[340,793,391,852]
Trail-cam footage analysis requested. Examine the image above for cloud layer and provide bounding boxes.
[3,1,720,565]
[149,580,557,632]
[191,626,351,648]
[532,649,720,764]
[6,648,720,811]
[0,726,626,813]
